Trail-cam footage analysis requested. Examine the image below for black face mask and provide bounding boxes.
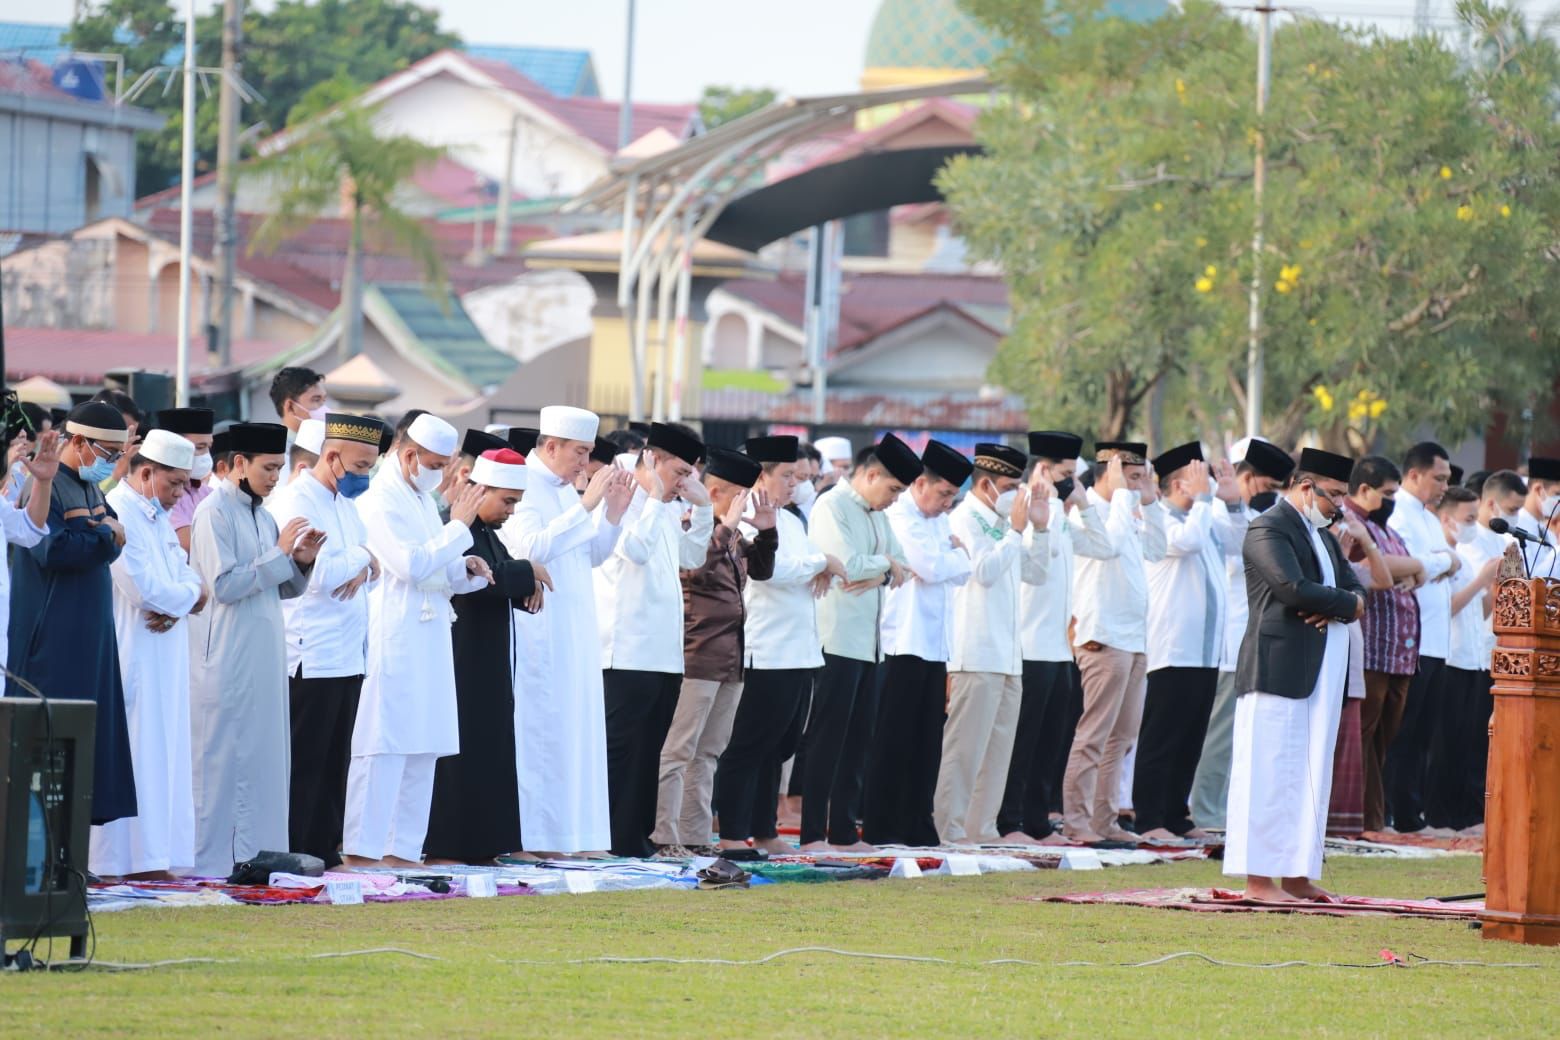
[1368,496,1395,526]
[1249,490,1279,513]
[1053,477,1076,503]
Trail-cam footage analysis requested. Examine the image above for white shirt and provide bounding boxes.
[1453,523,1510,670]
[948,494,1048,675]
[596,484,714,673]
[1020,498,1112,663]
[881,496,973,663]
[268,470,376,679]
[1220,503,1258,672]
[1072,486,1168,654]
[1388,493,1455,660]
[741,506,827,670]
[1510,508,1558,579]
[1147,497,1248,672]
[0,483,47,673]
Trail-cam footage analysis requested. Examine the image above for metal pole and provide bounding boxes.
[1244,7,1272,439]
[805,225,826,427]
[494,114,518,255]
[618,0,637,151]
[174,0,197,406]
[667,210,694,422]
[213,0,243,367]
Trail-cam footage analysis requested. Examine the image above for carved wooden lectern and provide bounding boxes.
[1483,574,1560,945]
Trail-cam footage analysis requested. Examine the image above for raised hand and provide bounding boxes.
[24,430,61,483]
[1184,459,1213,498]
[1029,475,1053,529]
[278,516,310,555]
[721,488,750,529]
[678,473,711,507]
[1212,459,1241,503]
[7,432,29,468]
[1008,485,1031,532]
[581,463,617,512]
[749,489,777,531]
[604,468,636,524]
[449,482,484,527]
[1105,452,1126,493]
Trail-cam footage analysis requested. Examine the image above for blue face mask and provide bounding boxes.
[80,456,115,484]
[336,471,371,499]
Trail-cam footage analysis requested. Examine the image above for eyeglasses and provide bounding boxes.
[86,441,125,464]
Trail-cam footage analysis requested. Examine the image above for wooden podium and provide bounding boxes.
[1483,573,1560,945]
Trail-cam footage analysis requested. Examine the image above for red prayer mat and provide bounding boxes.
[1040,887,1482,920]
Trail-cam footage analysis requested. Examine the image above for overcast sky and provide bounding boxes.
[5,0,1554,102]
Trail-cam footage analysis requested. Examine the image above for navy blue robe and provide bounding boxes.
[8,467,137,824]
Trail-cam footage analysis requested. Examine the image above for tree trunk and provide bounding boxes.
[341,201,365,363]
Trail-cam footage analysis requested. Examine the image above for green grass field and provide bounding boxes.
[8,855,1558,1038]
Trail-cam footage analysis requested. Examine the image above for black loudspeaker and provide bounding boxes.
[0,698,96,963]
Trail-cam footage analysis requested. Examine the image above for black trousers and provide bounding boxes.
[604,669,682,857]
[1047,663,1084,815]
[713,668,810,842]
[785,669,819,799]
[1131,666,1219,835]
[288,671,362,867]
[861,655,946,847]
[800,653,877,846]
[1385,655,1445,832]
[997,660,1073,838]
[1430,666,1490,830]
[756,679,812,840]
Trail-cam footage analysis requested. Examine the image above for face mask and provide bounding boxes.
[411,459,443,494]
[1455,522,1477,545]
[1367,497,1395,526]
[993,488,1019,517]
[1249,490,1279,513]
[336,470,371,499]
[1543,494,1560,517]
[1053,477,1075,502]
[295,401,328,424]
[790,478,815,509]
[190,452,214,481]
[80,456,115,484]
[1304,487,1334,531]
[237,477,263,504]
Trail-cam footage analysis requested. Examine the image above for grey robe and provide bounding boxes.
[187,479,308,877]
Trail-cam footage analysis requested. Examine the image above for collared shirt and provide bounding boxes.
[741,506,827,670]
[596,484,715,673]
[1020,498,1112,663]
[809,481,907,663]
[1342,498,1420,676]
[1510,508,1558,579]
[168,479,213,536]
[682,523,777,682]
[948,493,1048,675]
[1071,486,1167,654]
[881,496,973,663]
[1146,497,1248,672]
[1453,523,1512,670]
[267,470,376,679]
[1220,503,1259,672]
[1388,491,1455,660]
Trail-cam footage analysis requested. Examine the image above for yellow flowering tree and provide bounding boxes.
[941,0,1560,449]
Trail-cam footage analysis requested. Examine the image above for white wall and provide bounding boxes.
[830,312,996,392]
[462,269,597,363]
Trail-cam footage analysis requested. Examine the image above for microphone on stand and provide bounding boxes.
[1489,518,1552,548]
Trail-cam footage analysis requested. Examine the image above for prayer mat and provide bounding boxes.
[1040,887,1483,920]
[1359,830,1484,854]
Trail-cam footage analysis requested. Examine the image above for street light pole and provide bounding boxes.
[1244,6,1273,439]
[174,0,197,407]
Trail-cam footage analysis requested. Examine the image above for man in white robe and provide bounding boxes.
[1225,448,1365,900]
[500,407,635,855]
[188,423,321,878]
[92,431,207,879]
[344,414,489,867]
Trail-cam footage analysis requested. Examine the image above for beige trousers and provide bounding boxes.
[933,671,1023,844]
[652,678,744,846]
[1062,645,1148,840]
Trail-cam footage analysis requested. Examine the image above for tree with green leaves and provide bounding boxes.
[66,0,459,193]
[249,74,447,362]
[698,85,778,130]
[940,0,1560,453]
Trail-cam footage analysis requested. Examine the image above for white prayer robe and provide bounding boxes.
[352,466,484,758]
[596,484,714,673]
[187,480,308,878]
[91,483,203,875]
[1019,497,1111,663]
[500,451,623,852]
[1224,503,1349,881]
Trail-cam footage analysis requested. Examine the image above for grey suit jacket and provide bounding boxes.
[1234,499,1364,700]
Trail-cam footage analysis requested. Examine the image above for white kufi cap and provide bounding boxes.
[296,419,325,455]
[140,428,195,470]
[408,413,458,456]
[538,405,599,443]
[1229,435,1270,465]
[814,436,852,464]
[471,453,528,490]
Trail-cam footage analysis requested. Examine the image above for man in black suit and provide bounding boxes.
[1225,448,1366,902]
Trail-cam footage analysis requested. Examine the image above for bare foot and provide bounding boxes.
[833,840,878,854]
[1137,827,1181,842]
[526,850,566,860]
[1244,876,1302,902]
[573,850,613,860]
[1282,878,1337,902]
[753,837,792,856]
[1000,831,1044,846]
[382,855,423,868]
[423,857,465,866]
[123,869,179,882]
[798,840,832,853]
[1038,832,1073,846]
[499,851,542,863]
[1183,827,1212,840]
[340,855,388,869]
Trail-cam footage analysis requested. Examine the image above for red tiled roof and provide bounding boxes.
[463,55,697,152]
[783,97,979,181]
[721,270,1008,354]
[0,57,73,102]
[3,327,289,387]
[409,156,509,209]
[137,209,548,312]
[700,386,1027,432]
